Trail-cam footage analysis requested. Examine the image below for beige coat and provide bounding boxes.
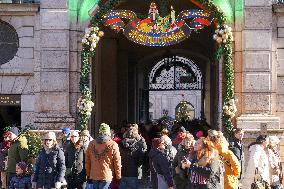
[85,138,121,181]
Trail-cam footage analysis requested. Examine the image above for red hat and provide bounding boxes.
[3,131,11,138]
[152,138,164,148]
[172,132,186,145]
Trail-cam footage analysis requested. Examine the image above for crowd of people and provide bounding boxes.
[0,122,282,189]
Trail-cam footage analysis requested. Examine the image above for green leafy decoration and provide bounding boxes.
[80,0,235,136]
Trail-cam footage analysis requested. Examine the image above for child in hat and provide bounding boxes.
[9,161,31,189]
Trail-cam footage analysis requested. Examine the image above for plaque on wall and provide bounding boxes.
[0,95,21,106]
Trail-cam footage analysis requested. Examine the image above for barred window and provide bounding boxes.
[0,21,19,65]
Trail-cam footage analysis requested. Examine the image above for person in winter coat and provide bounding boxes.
[208,131,240,189]
[65,130,87,189]
[242,135,270,189]
[229,128,244,180]
[119,126,147,189]
[85,123,121,189]
[9,162,30,189]
[172,132,195,189]
[79,130,93,148]
[161,135,177,165]
[182,137,224,189]
[7,127,29,185]
[33,132,66,189]
[171,124,186,149]
[149,134,176,189]
[149,138,174,189]
[60,128,71,152]
[0,131,12,188]
[267,136,282,189]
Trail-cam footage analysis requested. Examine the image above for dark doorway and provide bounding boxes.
[0,106,21,141]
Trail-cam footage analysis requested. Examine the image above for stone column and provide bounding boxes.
[34,0,75,129]
[237,0,280,130]
[273,3,284,161]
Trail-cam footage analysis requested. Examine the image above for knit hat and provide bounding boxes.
[62,128,71,134]
[269,136,280,145]
[80,130,90,136]
[3,131,11,138]
[152,138,164,148]
[196,131,204,138]
[99,123,111,135]
[10,127,19,137]
[43,131,57,141]
[71,130,79,137]
[16,161,27,171]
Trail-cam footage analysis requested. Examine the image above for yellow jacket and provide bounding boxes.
[219,148,240,189]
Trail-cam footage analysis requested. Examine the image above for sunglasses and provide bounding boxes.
[45,139,53,142]
[71,135,79,138]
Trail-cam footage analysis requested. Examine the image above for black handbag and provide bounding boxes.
[251,168,271,189]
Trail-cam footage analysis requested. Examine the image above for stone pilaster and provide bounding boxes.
[34,0,75,129]
[236,0,281,130]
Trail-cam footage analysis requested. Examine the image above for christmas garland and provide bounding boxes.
[79,0,235,136]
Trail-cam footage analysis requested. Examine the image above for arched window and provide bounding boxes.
[0,21,19,65]
[148,56,203,120]
[149,56,202,90]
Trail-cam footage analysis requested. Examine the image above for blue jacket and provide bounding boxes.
[149,148,174,187]
[33,144,66,188]
[9,174,31,189]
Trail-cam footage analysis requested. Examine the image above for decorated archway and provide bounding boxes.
[77,0,236,136]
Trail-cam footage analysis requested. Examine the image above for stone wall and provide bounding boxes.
[0,4,38,127]
[236,0,281,129]
[236,0,284,161]
[0,1,81,129]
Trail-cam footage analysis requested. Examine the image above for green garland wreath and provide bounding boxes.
[79,0,235,137]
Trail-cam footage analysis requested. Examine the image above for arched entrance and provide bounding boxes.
[85,0,234,134]
[148,55,203,120]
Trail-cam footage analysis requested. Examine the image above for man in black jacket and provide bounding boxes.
[229,128,244,180]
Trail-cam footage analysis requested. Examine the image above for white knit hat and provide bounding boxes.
[43,132,57,141]
[269,136,280,145]
[71,130,80,137]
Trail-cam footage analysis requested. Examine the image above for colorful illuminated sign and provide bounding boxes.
[102,3,213,46]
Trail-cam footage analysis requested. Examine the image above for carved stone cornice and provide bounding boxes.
[0,3,39,16]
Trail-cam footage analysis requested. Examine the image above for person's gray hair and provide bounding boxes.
[269,136,280,145]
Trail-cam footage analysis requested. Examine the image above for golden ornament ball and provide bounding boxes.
[98,31,104,37]
[216,37,222,44]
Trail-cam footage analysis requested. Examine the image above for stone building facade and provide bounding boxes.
[0,0,79,130]
[1,0,284,157]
